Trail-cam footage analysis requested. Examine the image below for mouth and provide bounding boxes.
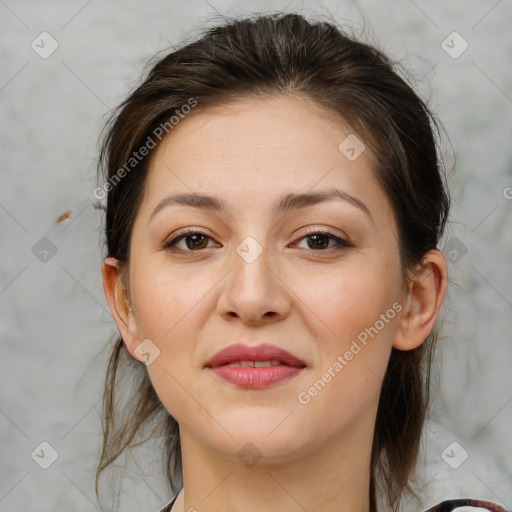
[204,343,307,369]
[204,343,307,389]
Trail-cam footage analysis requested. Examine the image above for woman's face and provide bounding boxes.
[122,94,406,461]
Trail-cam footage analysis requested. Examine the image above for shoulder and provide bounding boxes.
[424,499,510,511]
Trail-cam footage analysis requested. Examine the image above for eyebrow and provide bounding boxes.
[149,188,373,222]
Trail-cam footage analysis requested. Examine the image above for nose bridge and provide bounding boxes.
[218,232,290,322]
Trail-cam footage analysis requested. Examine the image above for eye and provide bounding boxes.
[293,229,354,251]
[162,228,354,253]
[163,230,218,252]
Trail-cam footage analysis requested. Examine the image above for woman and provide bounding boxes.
[95,12,509,512]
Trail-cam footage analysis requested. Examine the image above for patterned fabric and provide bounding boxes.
[159,496,509,512]
[424,499,509,512]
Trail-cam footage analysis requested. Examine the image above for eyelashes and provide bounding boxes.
[162,227,355,254]
[295,227,354,251]
[162,230,217,252]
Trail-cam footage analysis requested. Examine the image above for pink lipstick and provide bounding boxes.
[204,343,306,389]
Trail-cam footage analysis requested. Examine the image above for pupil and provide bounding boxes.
[187,234,207,250]
[308,234,328,250]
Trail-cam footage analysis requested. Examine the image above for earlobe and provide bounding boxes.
[393,250,448,351]
[101,257,142,360]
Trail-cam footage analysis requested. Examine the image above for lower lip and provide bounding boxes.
[208,365,304,388]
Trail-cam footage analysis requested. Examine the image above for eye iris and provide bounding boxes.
[307,233,330,250]
[186,234,208,250]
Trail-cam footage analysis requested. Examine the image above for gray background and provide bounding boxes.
[1,1,511,511]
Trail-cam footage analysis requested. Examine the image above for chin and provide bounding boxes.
[203,416,312,459]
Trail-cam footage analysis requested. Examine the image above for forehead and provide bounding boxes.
[141,94,393,226]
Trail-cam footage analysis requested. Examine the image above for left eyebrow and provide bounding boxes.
[149,188,373,223]
[273,189,373,221]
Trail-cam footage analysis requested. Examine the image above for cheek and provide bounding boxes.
[294,272,397,437]
[293,259,399,405]
[131,263,207,339]
[297,259,400,343]
[129,259,221,386]
[129,269,209,421]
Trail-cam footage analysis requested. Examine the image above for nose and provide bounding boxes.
[216,239,292,326]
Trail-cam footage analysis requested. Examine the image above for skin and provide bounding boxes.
[102,94,448,512]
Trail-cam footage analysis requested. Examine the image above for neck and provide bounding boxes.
[174,407,376,512]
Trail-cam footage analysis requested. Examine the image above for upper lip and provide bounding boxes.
[204,343,307,368]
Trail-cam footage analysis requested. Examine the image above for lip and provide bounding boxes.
[204,343,306,368]
[204,343,307,389]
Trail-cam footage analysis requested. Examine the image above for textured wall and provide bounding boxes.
[1,1,511,511]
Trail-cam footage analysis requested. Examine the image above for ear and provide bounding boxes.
[101,257,143,360]
[393,249,448,351]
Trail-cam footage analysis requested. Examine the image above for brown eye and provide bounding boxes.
[305,233,331,250]
[163,231,217,252]
[294,230,353,251]
[183,233,210,250]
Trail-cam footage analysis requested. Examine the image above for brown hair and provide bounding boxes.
[95,12,451,512]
